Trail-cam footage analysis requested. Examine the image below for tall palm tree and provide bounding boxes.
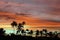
[16,23,22,34]
[11,21,17,33]
[16,21,26,34]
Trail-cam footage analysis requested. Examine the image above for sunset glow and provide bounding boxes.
[0,0,60,33]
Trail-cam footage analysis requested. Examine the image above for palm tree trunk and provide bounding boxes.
[12,27,15,34]
[14,27,16,34]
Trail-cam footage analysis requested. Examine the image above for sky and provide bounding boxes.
[0,0,60,31]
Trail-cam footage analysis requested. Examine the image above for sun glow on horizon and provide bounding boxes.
[0,24,32,30]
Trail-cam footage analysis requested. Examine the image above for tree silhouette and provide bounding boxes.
[0,28,5,36]
[48,32,53,37]
[42,29,47,37]
[54,33,59,38]
[54,31,57,35]
[53,31,58,37]
[36,30,40,37]
[11,21,17,28]
[26,29,29,35]
[40,31,43,37]
[16,21,26,34]
[29,30,33,36]
[11,21,17,33]
[21,29,25,35]
[16,23,23,34]
[22,21,26,25]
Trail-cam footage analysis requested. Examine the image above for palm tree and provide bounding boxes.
[53,31,58,37]
[40,31,43,37]
[54,31,57,35]
[16,23,23,34]
[22,21,26,25]
[21,29,25,35]
[36,30,40,37]
[11,21,17,33]
[42,29,47,37]
[48,32,53,37]
[26,29,29,35]
[0,28,5,36]
[16,21,26,34]
[29,30,33,36]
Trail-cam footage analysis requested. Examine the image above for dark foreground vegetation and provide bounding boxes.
[0,21,60,40]
[0,35,60,40]
[0,28,60,40]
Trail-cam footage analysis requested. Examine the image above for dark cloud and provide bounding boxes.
[6,16,16,20]
[16,13,31,17]
[44,19,60,23]
[0,15,16,20]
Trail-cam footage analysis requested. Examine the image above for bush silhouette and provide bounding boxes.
[0,28,5,35]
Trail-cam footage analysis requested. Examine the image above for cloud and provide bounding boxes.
[37,13,60,22]
[16,13,31,17]
[46,20,60,23]
[0,15,16,20]
[0,0,60,23]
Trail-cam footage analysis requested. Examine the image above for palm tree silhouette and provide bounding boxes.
[11,21,17,33]
[29,30,33,36]
[21,29,25,35]
[53,31,58,37]
[16,23,23,34]
[16,21,26,34]
[26,29,29,35]
[36,30,40,37]
[42,29,47,37]
[54,31,57,35]
[48,32,53,37]
[40,31,43,37]
[22,21,26,25]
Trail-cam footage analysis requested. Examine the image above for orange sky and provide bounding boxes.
[0,12,60,31]
[0,12,60,26]
[0,0,60,31]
